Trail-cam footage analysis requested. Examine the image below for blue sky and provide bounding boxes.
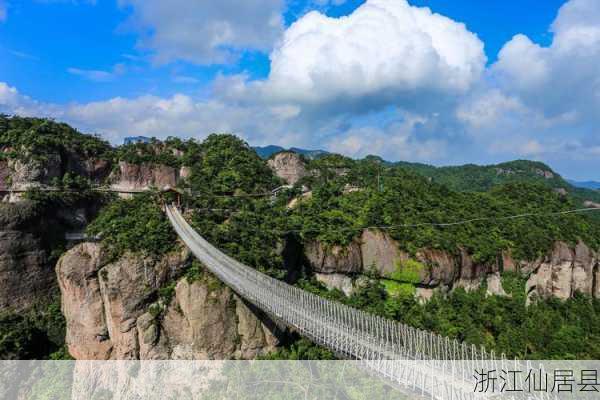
[1,0,565,103]
[1,0,600,180]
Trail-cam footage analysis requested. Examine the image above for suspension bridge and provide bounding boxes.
[165,204,549,400]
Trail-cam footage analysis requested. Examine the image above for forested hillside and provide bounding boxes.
[2,115,600,361]
[396,159,600,206]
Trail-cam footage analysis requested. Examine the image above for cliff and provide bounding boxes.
[267,152,308,185]
[305,229,599,302]
[57,243,280,360]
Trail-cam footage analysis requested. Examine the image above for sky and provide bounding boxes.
[1,0,599,180]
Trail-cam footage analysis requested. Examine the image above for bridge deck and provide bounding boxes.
[166,204,544,400]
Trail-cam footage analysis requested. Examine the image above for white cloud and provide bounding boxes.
[4,0,600,180]
[118,0,284,65]
[452,0,600,177]
[0,81,303,147]
[171,76,200,84]
[492,0,600,121]
[329,116,447,162]
[67,64,127,82]
[263,0,486,105]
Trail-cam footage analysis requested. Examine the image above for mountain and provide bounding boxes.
[393,159,600,206]
[253,145,329,160]
[3,115,600,363]
[568,179,600,190]
[253,145,285,159]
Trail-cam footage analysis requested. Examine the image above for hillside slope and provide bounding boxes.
[2,115,600,361]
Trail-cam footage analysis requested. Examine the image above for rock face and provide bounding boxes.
[304,229,600,303]
[0,160,10,192]
[267,152,308,185]
[526,241,598,302]
[3,151,111,192]
[315,273,354,296]
[360,229,407,276]
[304,240,362,274]
[7,156,62,191]
[0,229,53,312]
[584,201,600,209]
[139,279,278,360]
[57,243,279,360]
[0,202,66,312]
[110,162,179,192]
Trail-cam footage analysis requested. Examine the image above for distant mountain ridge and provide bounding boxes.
[254,145,600,206]
[568,180,600,190]
[253,145,329,160]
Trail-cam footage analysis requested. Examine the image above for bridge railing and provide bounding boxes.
[166,204,548,400]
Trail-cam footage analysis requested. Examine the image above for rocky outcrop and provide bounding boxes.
[305,229,600,303]
[584,201,600,209]
[8,155,62,190]
[56,243,112,360]
[304,240,362,274]
[0,202,64,312]
[535,169,555,179]
[57,243,279,360]
[267,152,308,185]
[0,229,54,312]
[315,273,354,296]
[66,155,111,183]
[526,241,598,302]
[360,229,408,276]
[109,162,179,193]
[0,160,9,192]
[139,279,278,360]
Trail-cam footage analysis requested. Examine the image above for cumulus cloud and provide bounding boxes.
[118,0,284,65]
[453,0,600,176]
[0,81,304,147]
[4,0,600,179]
[263,0,485,107]
[493,0,600,121]
[328,115,448,162]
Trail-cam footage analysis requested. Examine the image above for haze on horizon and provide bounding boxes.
[0,0,599,180]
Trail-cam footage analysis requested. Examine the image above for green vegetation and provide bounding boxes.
[114,136,203,169]
[0,296,70,360]
[387,259,424,283]
[290,157,600,263]
[181,134,288,278]
[260,338,335,360]
[87,192,177,260]
[397,158,600,209]
[3,116,600,362]
[302,274,600,360]
[0,115,112,163]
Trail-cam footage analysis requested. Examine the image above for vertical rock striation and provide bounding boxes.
[57,243,279,360]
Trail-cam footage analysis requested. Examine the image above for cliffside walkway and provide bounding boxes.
[166,204,548,400]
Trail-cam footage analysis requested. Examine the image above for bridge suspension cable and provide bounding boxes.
[165,204,549,400]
